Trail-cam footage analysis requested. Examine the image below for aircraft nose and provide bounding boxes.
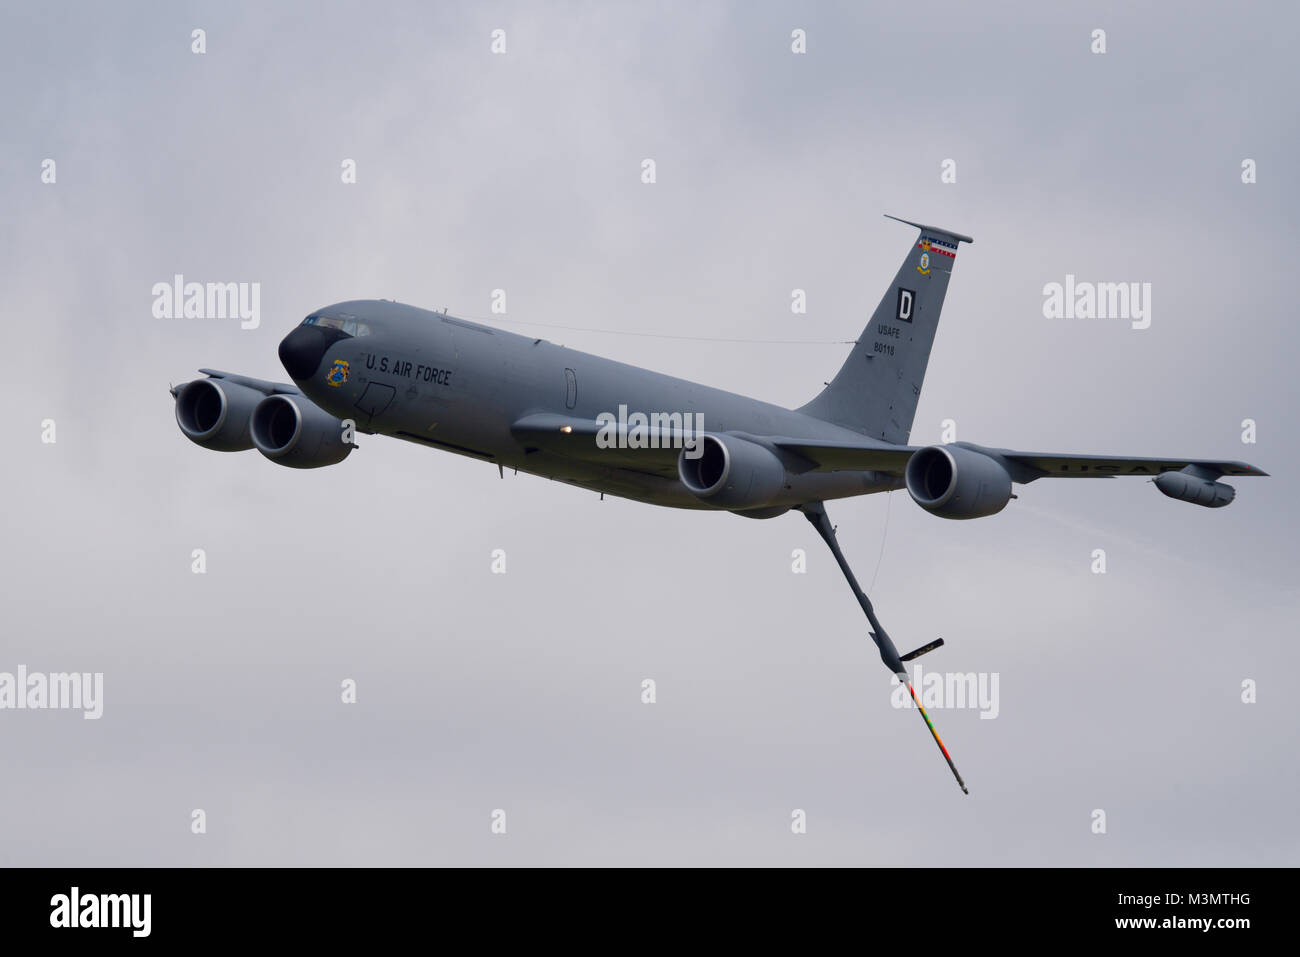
[279,324,338,381]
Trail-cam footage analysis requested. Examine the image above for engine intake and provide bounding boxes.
[250,394,354,469]
[174,379,261,451]
[905,445,1013,519]
[677,434,786,511]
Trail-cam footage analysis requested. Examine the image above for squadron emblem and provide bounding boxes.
[326,359,350,387]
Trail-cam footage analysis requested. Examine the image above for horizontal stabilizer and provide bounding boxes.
[883,214,974,245]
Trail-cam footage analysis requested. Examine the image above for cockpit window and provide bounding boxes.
[303,314,371,336]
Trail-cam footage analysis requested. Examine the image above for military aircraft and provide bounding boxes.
[171,215,1265,793]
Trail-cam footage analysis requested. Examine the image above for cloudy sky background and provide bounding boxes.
[2,0,1297,865]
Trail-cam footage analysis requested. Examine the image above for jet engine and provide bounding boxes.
[173,378,262,451]
[905,444,1013,519]
[250,394,354,468]
[677,433,787,511]
[1153,468,1235,508]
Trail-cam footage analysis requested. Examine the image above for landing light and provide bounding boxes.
[560,426,573,433]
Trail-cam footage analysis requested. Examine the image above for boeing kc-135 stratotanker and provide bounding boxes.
[171,215,1266,792]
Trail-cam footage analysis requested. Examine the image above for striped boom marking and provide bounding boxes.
[801,500,970,795]
[907,681,969,794]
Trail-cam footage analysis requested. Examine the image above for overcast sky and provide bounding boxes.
[2,0,1297,866]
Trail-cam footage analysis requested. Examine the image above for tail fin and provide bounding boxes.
[799,215,973,443]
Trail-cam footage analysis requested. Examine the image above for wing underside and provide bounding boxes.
[510,414,1268,483]
[770,438,1265,480]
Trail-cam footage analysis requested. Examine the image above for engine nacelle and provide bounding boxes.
[250,394,354,469]
[1154,469,1235,508]
[905,444,1013,519]
[677,434,786,511]
[174,378,262,451]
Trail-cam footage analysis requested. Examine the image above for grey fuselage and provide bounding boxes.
[288,300,900,511]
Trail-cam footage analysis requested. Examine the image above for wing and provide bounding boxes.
[770,438,1265,480]
[963,447,1264,480]
[510,415,1268,483]
[509,412,682,476]
[194,368,301,396]
[511,414,925,477]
